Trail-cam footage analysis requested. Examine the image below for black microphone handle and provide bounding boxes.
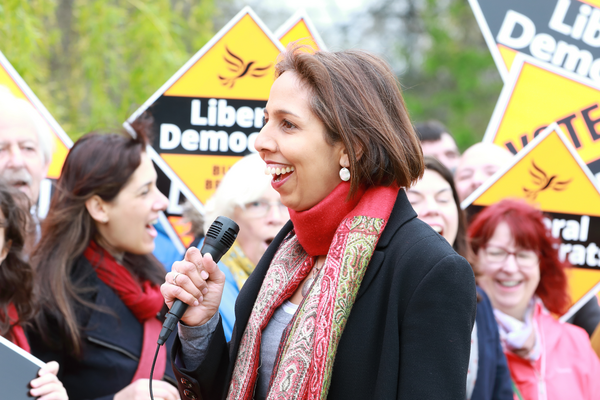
[157,216,239,345]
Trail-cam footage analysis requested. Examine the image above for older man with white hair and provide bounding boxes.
[0,86,53,251]
[0,86,52,206]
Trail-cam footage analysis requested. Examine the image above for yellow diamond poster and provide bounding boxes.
[275,10,327,51]
[125,7,285,248]
[469,0,600,83]
[482,54,600,177]
[463,124,600,319]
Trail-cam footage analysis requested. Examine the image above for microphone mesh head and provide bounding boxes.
[206,220,223,240]
[222,227,237,248]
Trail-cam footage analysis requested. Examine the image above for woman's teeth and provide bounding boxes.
[265,166,294,176]
[432,226,442,233]
[499,280,521,287]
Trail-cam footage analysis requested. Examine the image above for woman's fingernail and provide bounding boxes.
[193,300,199,306]
[201,271,209,280]
[202,288,208,295]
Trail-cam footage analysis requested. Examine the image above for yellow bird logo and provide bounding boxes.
[218,47,271,88]
[523,160,572,200]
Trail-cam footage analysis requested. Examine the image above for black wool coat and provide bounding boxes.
[28,255,178,400]
[172,190,477,400]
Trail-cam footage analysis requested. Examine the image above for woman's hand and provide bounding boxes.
[114,379,180,400]
[29,361,68,400]
[161,247,226,327]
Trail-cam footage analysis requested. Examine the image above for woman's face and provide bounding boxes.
[97,152,168,256]
[476,221,540,320]
[407,169,459,246]
[232,185,289,266]
[255,71,347,212]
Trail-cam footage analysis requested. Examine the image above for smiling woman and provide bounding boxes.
[162,44,477,400]
[26,130,180,400]
[469,199,600,400]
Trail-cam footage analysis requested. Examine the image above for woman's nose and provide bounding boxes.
[254,124,277,153]
[154,190,169,211]
[422,196,440,216]
[501,253,520,272]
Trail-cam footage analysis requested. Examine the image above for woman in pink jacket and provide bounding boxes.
[468,199,600,399]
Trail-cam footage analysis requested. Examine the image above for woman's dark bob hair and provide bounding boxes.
[275,44,424,195]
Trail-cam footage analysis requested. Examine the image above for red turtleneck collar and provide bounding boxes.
[288,182,367,257]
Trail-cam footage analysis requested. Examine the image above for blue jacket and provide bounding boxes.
[471,287,514,400]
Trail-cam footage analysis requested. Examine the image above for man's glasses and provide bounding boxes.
[482,246,539,268]
[242,199,288,218]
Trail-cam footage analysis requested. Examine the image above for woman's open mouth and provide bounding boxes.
[265,166,295,182]
[146,219,158,238]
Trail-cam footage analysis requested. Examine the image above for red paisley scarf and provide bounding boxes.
[83,241,166,382]
[227,182,399,400]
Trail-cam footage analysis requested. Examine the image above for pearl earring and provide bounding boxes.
[339,167,350,182]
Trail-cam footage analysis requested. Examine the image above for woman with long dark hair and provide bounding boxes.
[407,157,513,400]
[161,45,476,399]
[28,130,180,400]
[0,181,67,399]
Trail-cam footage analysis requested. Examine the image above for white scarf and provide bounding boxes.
[494,298,541,361]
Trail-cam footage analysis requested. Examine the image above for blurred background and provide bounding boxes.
[1,0,502,150]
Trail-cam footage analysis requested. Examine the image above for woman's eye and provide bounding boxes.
[282,120,296,129]
[262,116,267,125]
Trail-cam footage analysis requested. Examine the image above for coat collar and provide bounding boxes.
[231,189,417,347]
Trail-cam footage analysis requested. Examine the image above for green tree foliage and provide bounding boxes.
[398,0,503,150]
[0,0,216,140]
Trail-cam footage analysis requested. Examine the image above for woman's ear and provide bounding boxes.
[340,153,350,169]
[85,195,109,224]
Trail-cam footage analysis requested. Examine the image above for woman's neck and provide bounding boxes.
[94,236,124,263]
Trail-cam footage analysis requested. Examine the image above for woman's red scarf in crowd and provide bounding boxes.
[227,182,399,400]
[6,304,30,352]
[84,241,166,382]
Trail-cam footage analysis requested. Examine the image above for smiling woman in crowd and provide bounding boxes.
[469,199,600,400]
[161,45,476,400]
[198,153,289,340]
[27,130,180,400]
[407,156,513,400]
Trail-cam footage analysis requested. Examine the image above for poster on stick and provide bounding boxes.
[482,54,600,177]
[0,50,73,218]
[275,10,327,51]
[462,123,600,320]
[468,0,600,83]
[125,7,285,249]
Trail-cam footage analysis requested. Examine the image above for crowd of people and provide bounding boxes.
[0,44,599,400]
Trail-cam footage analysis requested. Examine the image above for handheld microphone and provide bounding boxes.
[157,216,239,345]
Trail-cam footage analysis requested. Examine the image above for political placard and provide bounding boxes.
[275,10,327,51]
[482,53,600,178]
[0,50,73,217]
[462,123,600,320]
[125,7,285,249]
[469,0,600,83]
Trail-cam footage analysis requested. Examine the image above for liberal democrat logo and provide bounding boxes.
[218,47,271,88]
[523,160,572,201]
